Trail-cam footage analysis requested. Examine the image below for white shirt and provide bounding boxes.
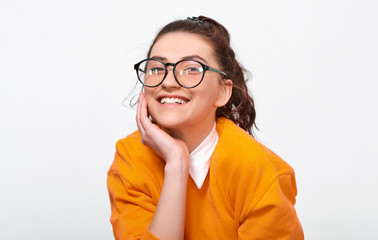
[189,123,218,189]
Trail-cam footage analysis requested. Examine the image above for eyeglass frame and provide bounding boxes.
[133,58,228,89]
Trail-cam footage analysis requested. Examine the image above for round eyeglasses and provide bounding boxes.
[134,58,227,88]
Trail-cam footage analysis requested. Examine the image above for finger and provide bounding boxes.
[138,93,150,124]
[139,93,154,132]
[136,93,145,135]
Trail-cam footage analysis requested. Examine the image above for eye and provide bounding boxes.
[178,62,203,75]
[186,67,202,73]
[145,61,165,75]
[147,67,165,75]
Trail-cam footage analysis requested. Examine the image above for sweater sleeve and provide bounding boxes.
[107,171,160,240]
[237,172,304,240]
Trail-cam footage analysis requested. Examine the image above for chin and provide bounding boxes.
[151,113,187,130]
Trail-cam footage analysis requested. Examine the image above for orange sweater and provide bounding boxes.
[107,118,304,239]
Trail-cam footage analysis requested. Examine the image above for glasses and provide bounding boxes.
[134,58,227,88]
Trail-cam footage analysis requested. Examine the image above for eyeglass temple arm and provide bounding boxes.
[207,66,227,78]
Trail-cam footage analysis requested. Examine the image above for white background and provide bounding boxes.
[1,0,377,239]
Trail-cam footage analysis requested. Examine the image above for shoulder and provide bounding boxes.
[211,118,298,218]
[213,118,293,176]
[108,130,164,186]
[113,130,148,161]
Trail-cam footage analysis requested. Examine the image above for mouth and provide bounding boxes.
[158,97,189,105]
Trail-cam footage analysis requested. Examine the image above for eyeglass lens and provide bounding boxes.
[137,59,204,88]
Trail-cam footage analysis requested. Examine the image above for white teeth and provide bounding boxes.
[160,97,187,104]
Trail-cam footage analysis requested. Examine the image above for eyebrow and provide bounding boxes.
[150,55,209,64]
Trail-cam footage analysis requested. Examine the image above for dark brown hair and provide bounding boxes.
[147,16,257,135]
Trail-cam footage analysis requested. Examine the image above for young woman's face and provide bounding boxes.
[144,32,231,131]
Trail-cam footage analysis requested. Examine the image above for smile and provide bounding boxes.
[159,97,188,105]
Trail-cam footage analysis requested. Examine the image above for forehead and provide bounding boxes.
[150,32,215,63]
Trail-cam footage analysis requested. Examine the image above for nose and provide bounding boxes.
[161,66,180,88]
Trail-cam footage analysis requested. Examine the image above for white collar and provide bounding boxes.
[189,123,218,189]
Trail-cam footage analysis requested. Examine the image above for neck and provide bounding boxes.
[163,118,216,153]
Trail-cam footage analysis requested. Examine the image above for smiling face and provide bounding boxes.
[144,32,232,134]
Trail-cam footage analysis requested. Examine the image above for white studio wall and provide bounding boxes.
[0,0,377,239]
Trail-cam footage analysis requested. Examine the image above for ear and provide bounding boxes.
[215,79,233,107]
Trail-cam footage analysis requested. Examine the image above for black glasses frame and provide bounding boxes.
[134,58,227,89]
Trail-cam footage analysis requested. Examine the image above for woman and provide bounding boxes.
[107,16,304,240]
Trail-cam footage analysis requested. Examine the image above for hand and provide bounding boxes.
[136,93,189,167]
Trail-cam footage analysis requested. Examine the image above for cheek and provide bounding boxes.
[193,89,221,112]
[143,90,157,114]
[143,89,155,103]
[198,82,222,103]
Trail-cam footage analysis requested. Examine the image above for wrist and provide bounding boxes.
[164,159,189,177]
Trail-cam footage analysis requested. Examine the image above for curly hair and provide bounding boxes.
[146,16,257,135]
